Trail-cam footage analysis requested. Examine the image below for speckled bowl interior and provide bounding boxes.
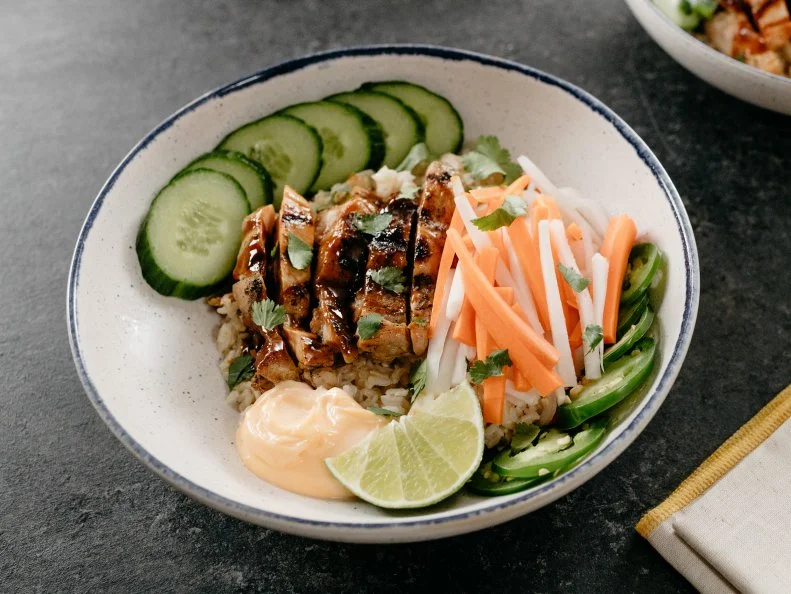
[68,46,699,543]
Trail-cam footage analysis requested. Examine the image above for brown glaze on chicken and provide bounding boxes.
[355,197,417,362]
[310,190,378,362]
[408,161,456,356]
[275,187,313,325]
[232,205,298,386]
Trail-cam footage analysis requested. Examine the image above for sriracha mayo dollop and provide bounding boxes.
[236,381,386,499]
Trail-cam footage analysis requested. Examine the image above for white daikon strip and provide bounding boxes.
[425,317,452,395]
[435,331,460,394]
[550,220,601,380]
[523,179,537,206]
[445,268,464,320]
[501,229,544,334]
[537,220,576,387]
[557,187,609,239]
[569,233,587,278]
[591,253,609,368]
[453,193,491,251]
[518,155,560,197]
[452,344,474,386]
[559,200,603,247]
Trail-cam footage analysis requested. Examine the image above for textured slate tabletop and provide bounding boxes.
[2,0,789,591]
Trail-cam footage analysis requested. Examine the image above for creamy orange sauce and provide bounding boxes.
[236,381,386,499]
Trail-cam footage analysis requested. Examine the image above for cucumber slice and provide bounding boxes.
[326,91,424,168]
[217,114,322,207]
[281,101,385,192]
[183,150,273,209]
[136,169,249,299]
[362,81,463,155]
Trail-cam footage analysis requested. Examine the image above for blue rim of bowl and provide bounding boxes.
[67,44,699,533]
[635,0,791,87]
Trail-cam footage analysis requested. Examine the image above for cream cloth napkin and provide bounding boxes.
[637,385,791,594]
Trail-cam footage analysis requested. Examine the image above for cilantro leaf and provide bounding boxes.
[397,183,419,201]
[511,423,540,452]
[396,142,432,173]
[462,136,521,184]
[368,267,406,294]
[468,349,512,384]
[357,313,383,339]
[251,299,286,330]
[583,324,603,353]
[409,359,427,403]
[286,233,312,270]
[368,406,404,417]
[412,317,428,327]
[227,355,255,388]
[270,241,278,258]
[353,212,393,236]
[471,195,527,231]
[558,263,590,293]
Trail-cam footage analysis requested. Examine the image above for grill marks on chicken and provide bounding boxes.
[230,161,459,373]
[311,191,378,363]
[408,162,456,356]
[232,206,299,386]
[355,197,417,361]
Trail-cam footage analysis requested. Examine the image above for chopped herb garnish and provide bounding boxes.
[353,212,393,236]
[412,317,428,327]
[368,406,404,417]
[462,136,522,184]
[469,349,512,384]
[409,359,427,403]
[287,233,312,270]
[471,195,527,231]
[558,263,590,293]
[270,241,279,258]
[227,355,255,388]
[396,142,432,173]
[368,267,406,294]
[583,324,603,353]
[735,52,746,63]
[680,0,717,18]
[357,313,384,339]
[251,299,286,330]
[511,423,540,452]
[397,182,419,201]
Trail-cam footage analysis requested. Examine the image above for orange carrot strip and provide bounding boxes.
[535,194,561,218]
[470,186,506,202]
[566,222,583,242]
[600,214,638,343]
[483,375,506,424]
[508,218,550,332]
[513,370,532,392]
[495,286,515,305]
[569,320,582,350]
[531,203,551,239]
[447,230,561,394]
[452,299,477,346]
[504,174,531,196]
[428,208,465,336]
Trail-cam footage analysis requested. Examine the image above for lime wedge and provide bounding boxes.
[325,382,484,509]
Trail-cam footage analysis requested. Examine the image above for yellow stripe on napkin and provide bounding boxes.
[637,384,791,537]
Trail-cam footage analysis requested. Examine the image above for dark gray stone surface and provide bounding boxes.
[1,0,789,591]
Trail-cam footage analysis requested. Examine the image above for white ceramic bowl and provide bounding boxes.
[68,45,699,543]
[625,0,791,115]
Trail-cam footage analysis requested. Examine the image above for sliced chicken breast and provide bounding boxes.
[274,186,313,325]
[408,161,456,356]
[310,190,377,362]
[355,197,417,361]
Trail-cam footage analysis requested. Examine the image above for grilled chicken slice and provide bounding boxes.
[745,0,791,50]
[355,198,417,361]
[409,161,455,356]
[281,326,336,368]
[275,186,313,325]
[310,191,377,362]
[232,205,298,385]
[706,7,766,57]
